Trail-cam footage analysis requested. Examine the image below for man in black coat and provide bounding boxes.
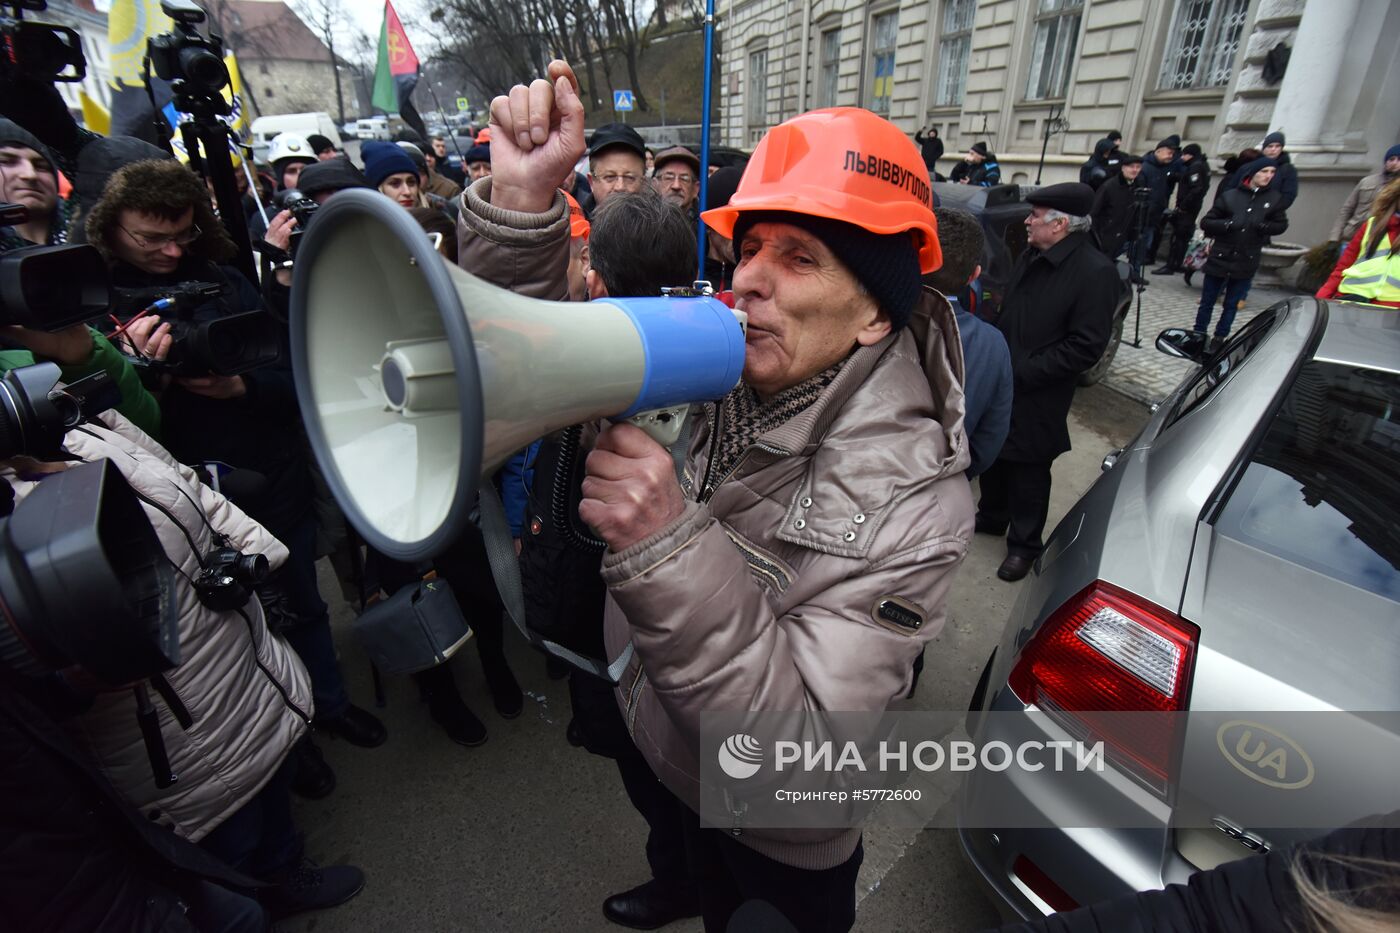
[1089,152,1147,258]
[1138,135,1180,264]
[977,183,1118,582]
[1153,142,1211,275]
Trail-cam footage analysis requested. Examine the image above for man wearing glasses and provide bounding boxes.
[585,123,647,217]
[651,145,701,220]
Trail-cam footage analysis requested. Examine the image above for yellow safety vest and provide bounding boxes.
[1338,217,1400,303]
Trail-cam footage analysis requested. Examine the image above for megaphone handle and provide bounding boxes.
[620,405,690,448]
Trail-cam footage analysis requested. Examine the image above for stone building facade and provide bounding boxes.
[719,0,1400,244]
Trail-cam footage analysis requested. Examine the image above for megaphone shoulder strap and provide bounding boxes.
[476,482,633,684]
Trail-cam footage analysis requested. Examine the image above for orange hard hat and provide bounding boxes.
[701,107,940,274]
[475,126,492,144]
[562,190,589,241]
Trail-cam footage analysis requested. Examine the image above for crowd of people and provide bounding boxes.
[1,52,1398,932]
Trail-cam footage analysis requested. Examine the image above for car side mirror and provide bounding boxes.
[1156,328,1210,363]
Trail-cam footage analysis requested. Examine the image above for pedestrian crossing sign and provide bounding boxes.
[613,90,634,112]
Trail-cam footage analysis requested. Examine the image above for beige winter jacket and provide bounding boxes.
[1330,171,1397,242]
[457,180,974,871]
[6,413,312,842]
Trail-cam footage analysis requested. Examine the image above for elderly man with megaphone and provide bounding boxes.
[468,62,974,931]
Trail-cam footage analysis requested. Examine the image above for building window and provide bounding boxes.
[934,0,976,107]
[747,48,768,131]
[818,28,841,109]
[868,10,898,115]
[1158,0,1250,90]
[1025,0,1082,101]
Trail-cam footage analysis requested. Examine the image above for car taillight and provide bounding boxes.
[1007,581,1198,793]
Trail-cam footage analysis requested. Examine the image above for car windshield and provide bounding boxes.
[1216,362,1400,600]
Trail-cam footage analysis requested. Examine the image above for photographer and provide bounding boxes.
[86,159,387,777]
[1,402,364,920]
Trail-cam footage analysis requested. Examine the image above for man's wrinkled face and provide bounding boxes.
[467,160,491,181]
[1262,142,1283,160]
[112,207,196,276]
[732,221,890,399]
[1154,146,1175,164]
[1121,161,1142,182]
[0,145,57,215]
[652,159,698,210]
[379,171,420,208]
[589,149,645,207]
[1024,205,1068,251]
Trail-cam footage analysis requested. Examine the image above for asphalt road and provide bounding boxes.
[285,383,1150,933]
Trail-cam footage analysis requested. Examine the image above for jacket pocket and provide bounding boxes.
[722,526,795,598]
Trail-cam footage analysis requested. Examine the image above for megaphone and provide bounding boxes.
[289,189,747,562]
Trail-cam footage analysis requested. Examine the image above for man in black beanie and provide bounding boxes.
[1153,141,1211,275]
[460,62,971,933]
[1139,135,1181,264]
[977,182,1118,581]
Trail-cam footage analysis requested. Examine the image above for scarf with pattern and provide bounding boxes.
[702,361,844,500]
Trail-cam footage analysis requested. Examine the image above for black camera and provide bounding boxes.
[1,204,114,330]
[111,282,282,377]
[0,362,120,459]
[146,0,227,98]
[276,189,318,258]
[0,0,86,84]
[0,459,179,685]
[192,544,267,612]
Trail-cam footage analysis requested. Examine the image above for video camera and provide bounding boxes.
[0,0,85,84]
[111,282,281,377]
[0,459,179,686]
[1,204,114,331]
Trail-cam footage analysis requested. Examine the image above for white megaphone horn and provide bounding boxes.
[289,188,747,562]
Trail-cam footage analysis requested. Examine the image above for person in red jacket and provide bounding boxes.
[1317,175,1400,308]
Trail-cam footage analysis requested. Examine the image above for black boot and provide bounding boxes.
[415,666,487,747]
[262,857,365,920]
[1183,270,1195,286]
[290,738,335,800]
[316,704,387,748]
[603,879,700,930]
[1150,264,1177,275]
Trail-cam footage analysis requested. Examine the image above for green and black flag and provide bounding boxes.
[371,1,426,138]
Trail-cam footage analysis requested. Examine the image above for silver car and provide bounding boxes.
[959,297,1400,918]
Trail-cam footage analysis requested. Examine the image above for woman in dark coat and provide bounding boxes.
[1192,156,1288,341]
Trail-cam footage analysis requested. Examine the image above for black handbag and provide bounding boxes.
[351,578,473,675]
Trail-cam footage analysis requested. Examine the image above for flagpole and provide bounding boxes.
[421,78,468,166]
[696,0,716,279]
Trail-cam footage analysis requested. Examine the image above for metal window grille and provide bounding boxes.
[935,0,976,107]
[1025,0,1083,101]
[819,29,841,109]
[747,48,768,129]
[1158,0,1250,90]
[869,10,898,115]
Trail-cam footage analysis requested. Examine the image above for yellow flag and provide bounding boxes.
[222,52,247,137]
[80,90,111,136]
[107,0,174,87]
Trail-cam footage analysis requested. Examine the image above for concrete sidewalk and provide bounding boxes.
[1101,270,1299,405]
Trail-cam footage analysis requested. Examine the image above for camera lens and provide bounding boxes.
[179,46,227,94]
[235,552,269,586]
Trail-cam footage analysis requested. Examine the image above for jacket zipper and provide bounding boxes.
[149,674,194,729]
[625,665,646,736]
[239,608,313,723]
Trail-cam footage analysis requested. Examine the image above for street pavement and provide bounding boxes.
[1100,268,1297,406]
[282,384,1150,933]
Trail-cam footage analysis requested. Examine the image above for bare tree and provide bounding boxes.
[290,0,351,123]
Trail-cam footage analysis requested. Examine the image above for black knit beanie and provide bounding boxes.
[731,210,923,332]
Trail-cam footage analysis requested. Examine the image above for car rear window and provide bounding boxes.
[1215,361,1400,600]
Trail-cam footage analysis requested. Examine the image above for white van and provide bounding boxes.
[355,117,391,141]
[249,112,342,159]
